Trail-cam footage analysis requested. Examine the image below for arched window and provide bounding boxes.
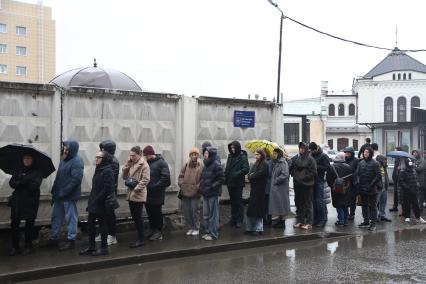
[411,96,420,108]
[409,73,412,80]
[349,104,355,116]
[392,74,396,80]
[398,73,401,80]
[397,97,407,122]
[328,104,335,116]
[384,97,393,122]
[403,73,406,80]
[338,103,345,116]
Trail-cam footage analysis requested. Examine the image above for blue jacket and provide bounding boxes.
[51,140,84,201]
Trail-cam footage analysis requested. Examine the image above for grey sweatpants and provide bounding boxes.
[182,197,201,230]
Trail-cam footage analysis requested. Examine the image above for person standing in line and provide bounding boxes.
[412,150,426,212]
[389,146,403,212]
[8,154,43,256]
[358,138,372,159]
[199,147,224,241]
[80,151,113,256]
[343,147,359,221]
[178,148,204,236]
[245,148,269,235]
[375,155,391,222]
[291,142,317,230]
[264,156,273,226]
[96,140,120,246]
[326,153,352,226]
[309,142,330,228]
[357,147,381,231]
[143,145,171,241]
[224,141,249,229]
[398,157,426,224]
[47,139,84,251]
[122,146,150,248]
[268,148,291,229]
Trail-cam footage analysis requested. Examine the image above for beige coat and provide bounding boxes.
[178,160,204,198]
[122,157,150,202]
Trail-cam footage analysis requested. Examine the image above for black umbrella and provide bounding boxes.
[0,144,56,178]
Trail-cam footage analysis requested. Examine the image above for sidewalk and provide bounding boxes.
[0,190,424,283]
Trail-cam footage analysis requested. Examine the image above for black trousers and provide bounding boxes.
[88,213,107,249]
[294,183,313,225]
[129,201,144,241]
[105,207,116,236]
[361,194,378,224]
[403,191,420,219]
[228,186,244,225]
[11,218,35,249]
[392,184,399,209]
[419,186,425,212]
[145,203,163,231]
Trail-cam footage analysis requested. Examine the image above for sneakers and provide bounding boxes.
[358,221,370,228]
[368,224,377,231]
[389,207,398,212]
[186,230,193,236]
[204,235,214,241]
[149,231,163,241]
[107,235,118,246]
[405,218,411,223]
[418,217,426,224]
[95,234,101,242]
[380,217,392,222]
[191,230,199,236]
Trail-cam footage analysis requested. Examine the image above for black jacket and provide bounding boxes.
[357,156,381,195]
[358,143,372,159]
[9,165,42,220]
[311,149,330,180]
[200,148,225,198]
[146,155,171,205]
[399,166,419,195]
[291,152,317,187]
[224,141,249,188]
[326,161,352,208]
[88,153,114,215]
[99,140,119,193]
[246,161,269,218]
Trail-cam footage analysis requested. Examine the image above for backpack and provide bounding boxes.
[331,165,352,194]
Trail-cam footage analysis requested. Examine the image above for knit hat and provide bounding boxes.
[142,145,155,156]
[189,147,200,156]
[334,152,345,162]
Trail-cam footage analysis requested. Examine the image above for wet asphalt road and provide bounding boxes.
[24,227,426,284]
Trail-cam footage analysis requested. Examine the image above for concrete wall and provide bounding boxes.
[0,82,283,226]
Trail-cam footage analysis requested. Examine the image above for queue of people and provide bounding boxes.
[5,138,426,257]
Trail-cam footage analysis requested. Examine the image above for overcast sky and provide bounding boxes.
[31,0,426,101]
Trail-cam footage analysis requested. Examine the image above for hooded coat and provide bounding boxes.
[146,154,171,205]
[268,157,291,216]
[356,148,381,195]
[9,163,43,220]
[88,152,114,214]
[326,161,352,208]
[51,140,84,202]
[311,147,331,181]
[412,150,426,188]
[178,159,204,198]
[398,161,420,195]
[291,144,317,187]
[99,140,120,193]
[224,141,249,188]
[199,148,225,198]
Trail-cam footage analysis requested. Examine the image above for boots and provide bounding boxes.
[59,240,75,251]
[272,219,286,229]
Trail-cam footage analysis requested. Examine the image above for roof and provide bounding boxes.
[363,47,426,78]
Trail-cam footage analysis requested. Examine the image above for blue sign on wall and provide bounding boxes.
[234,111,255,128]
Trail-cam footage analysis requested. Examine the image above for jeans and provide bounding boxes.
[105,207,116,236]
[182,197,200,230]
[361,194,378,224]
[228,186,244,225]
[294,183,313,225]
[336,207,348,224]
[50,201,78,241]
[377,189,388,218]
[88,213,107,249]
[313,181,326,225]
[246,216,263,232]
[403,191,421,219]
[203,196,219,239]
[145,204,163,232]
[11,218,35,249]
[129,201,144,241]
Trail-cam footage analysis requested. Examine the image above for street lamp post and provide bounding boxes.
[267,0,285,104]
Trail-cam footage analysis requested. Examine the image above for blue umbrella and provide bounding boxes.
[386,151,416,160]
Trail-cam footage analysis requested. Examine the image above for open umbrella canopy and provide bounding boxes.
[0,144,55,178]
[245,140,286,157]
[386,151,416,160]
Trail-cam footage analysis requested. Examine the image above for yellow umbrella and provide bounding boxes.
[244,140,286,157]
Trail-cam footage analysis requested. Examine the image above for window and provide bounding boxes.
[397,97,406,122]
[16,46,26,56]
[284,123,299,145]
[384,97,393,122]
[0,44,6,53]
[0,23,6,33]
[338,103,345,116]
[349,104,355,116]
[0,64,7,74]
[411,96,420,108]
[16,26,26,36]
[398,73,401,80]
[392,74,395,80]
[328,104,335,116]
[409,73,412,80]
[337,138,349,151]
[353,139,359,151]
[403,73,406,80]
[16,66,26,76]
[328,139,334,150]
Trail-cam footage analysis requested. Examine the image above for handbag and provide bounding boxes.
[105,192,120,209]
[125,177,139,189]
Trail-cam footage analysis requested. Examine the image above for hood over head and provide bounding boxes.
[63,139,79,160]
[343,147,355,155]
[99,151,113,167]
[228,141,242,156]
[99,140,116,155]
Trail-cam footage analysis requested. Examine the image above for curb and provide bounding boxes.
[0,232,351,283]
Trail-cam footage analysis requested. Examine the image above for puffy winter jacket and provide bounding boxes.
[99,140,120,193]
[399,166,420,194]
[291,152,317,186]
[224,141,249,188]
[199,148,225,197]
[311,149,330,180]
[146,155,171,205]
[356,156,381,195]
[88,153,113,214]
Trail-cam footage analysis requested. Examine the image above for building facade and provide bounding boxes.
[0,0,55,83]
[354,47,426,154]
